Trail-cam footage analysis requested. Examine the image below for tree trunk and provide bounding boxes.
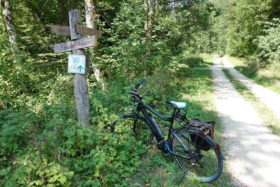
[85,0,105,90]
[1,0,17,53]
[144,0,153,47]
[144,0,156,75]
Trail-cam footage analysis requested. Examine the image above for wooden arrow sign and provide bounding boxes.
[47,24,70,36]
[53,36,96,53]
[77,25,102,38]
[47,24,102,38]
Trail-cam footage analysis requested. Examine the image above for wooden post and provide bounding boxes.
[69,10,90,125]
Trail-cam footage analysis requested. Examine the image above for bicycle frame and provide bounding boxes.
[116,81,224,182]
[132,101,181,144]
[126,103,191,159]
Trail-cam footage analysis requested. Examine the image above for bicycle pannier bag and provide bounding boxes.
[188,119,215,151]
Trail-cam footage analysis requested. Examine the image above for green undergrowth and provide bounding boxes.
[223,69,280,136]
[226,56,280,94]
[185,54,214,68]
[0,57,235,186]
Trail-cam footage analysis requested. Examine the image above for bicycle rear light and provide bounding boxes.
[216,143,221,150]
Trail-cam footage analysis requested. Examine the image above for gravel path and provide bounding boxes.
[212,58,280,187]
[223,57,280,119]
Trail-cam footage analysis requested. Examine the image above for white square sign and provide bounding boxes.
[68,54,86,74]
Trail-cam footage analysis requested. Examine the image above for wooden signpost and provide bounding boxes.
[47,25,70,36]
[47,24,102,38]
[53,36,96,53]
[49,10,102,125]
[77,25,102,38]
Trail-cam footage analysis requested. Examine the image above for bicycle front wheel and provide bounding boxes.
[172,130,223,182]
[111,114,153,145]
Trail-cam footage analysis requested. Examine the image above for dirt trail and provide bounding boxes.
[212,58,280,187]
[223,57,280,119]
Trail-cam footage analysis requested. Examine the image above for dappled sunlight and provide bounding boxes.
[222,57,280,120]
[1,0,279,185]
[212,59,280,187]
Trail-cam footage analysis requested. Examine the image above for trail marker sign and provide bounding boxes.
[77,25,102,38]
[47,24,70,36]
[47,24,102,38]
[47,10,103,125]
[53,36,96,53]
[68,54,86,74]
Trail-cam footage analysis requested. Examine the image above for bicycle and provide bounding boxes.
[111,80,223,182]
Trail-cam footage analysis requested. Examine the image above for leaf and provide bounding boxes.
[0,167,11,176]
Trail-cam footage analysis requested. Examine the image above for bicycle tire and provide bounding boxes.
[111,114,153,145]
[172,130,223,182]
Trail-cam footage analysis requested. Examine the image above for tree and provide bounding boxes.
[212,0,277,57]
[144,0,156,55]
[1,0,17,53]
[85,0,105,90]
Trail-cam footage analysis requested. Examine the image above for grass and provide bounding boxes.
[223,69,280,136]
[128,60,235,186]
[226,56,280,94]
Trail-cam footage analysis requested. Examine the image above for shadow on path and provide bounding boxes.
[212,58,280,187]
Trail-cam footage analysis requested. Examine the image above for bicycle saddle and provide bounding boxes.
[167,101,187,109]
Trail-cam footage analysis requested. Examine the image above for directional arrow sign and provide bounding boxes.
[77,25,103,38]
[68,54,86,74]
[53,36,96,53]
[47,24,71,36]
[77,65,84,72]
[48,24,102,38]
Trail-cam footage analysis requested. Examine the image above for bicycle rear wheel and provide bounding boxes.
[172,130,223,182]
[111,114,153,145]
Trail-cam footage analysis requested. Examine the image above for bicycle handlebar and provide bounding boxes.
[130,80,146,102]
[134,79,146,90]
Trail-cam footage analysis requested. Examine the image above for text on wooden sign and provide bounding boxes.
[53,36,96,53]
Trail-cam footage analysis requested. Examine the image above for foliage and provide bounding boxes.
[0,103,147,186]
[211,0,280,93]
[94,0,147,80]
[212,0,280,57]
[92,0,215,81]
[0,0,74,110]
[257,18,280,66]
[5,0,280,185]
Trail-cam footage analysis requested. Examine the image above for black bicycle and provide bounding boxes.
[111,80,223,182]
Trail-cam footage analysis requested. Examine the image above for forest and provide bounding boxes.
[1,0,280,186]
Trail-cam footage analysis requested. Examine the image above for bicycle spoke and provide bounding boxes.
[172,130,223,182]
[172,153,191,159]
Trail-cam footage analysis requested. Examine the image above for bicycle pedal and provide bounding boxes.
[191,162,199,166]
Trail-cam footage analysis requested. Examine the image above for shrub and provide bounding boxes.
[257,18,280,66]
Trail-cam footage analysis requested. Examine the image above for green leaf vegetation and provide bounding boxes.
[211,0,280,92]
[1,0,279,186]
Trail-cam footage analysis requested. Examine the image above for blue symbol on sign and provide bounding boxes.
[77,65,84,72]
